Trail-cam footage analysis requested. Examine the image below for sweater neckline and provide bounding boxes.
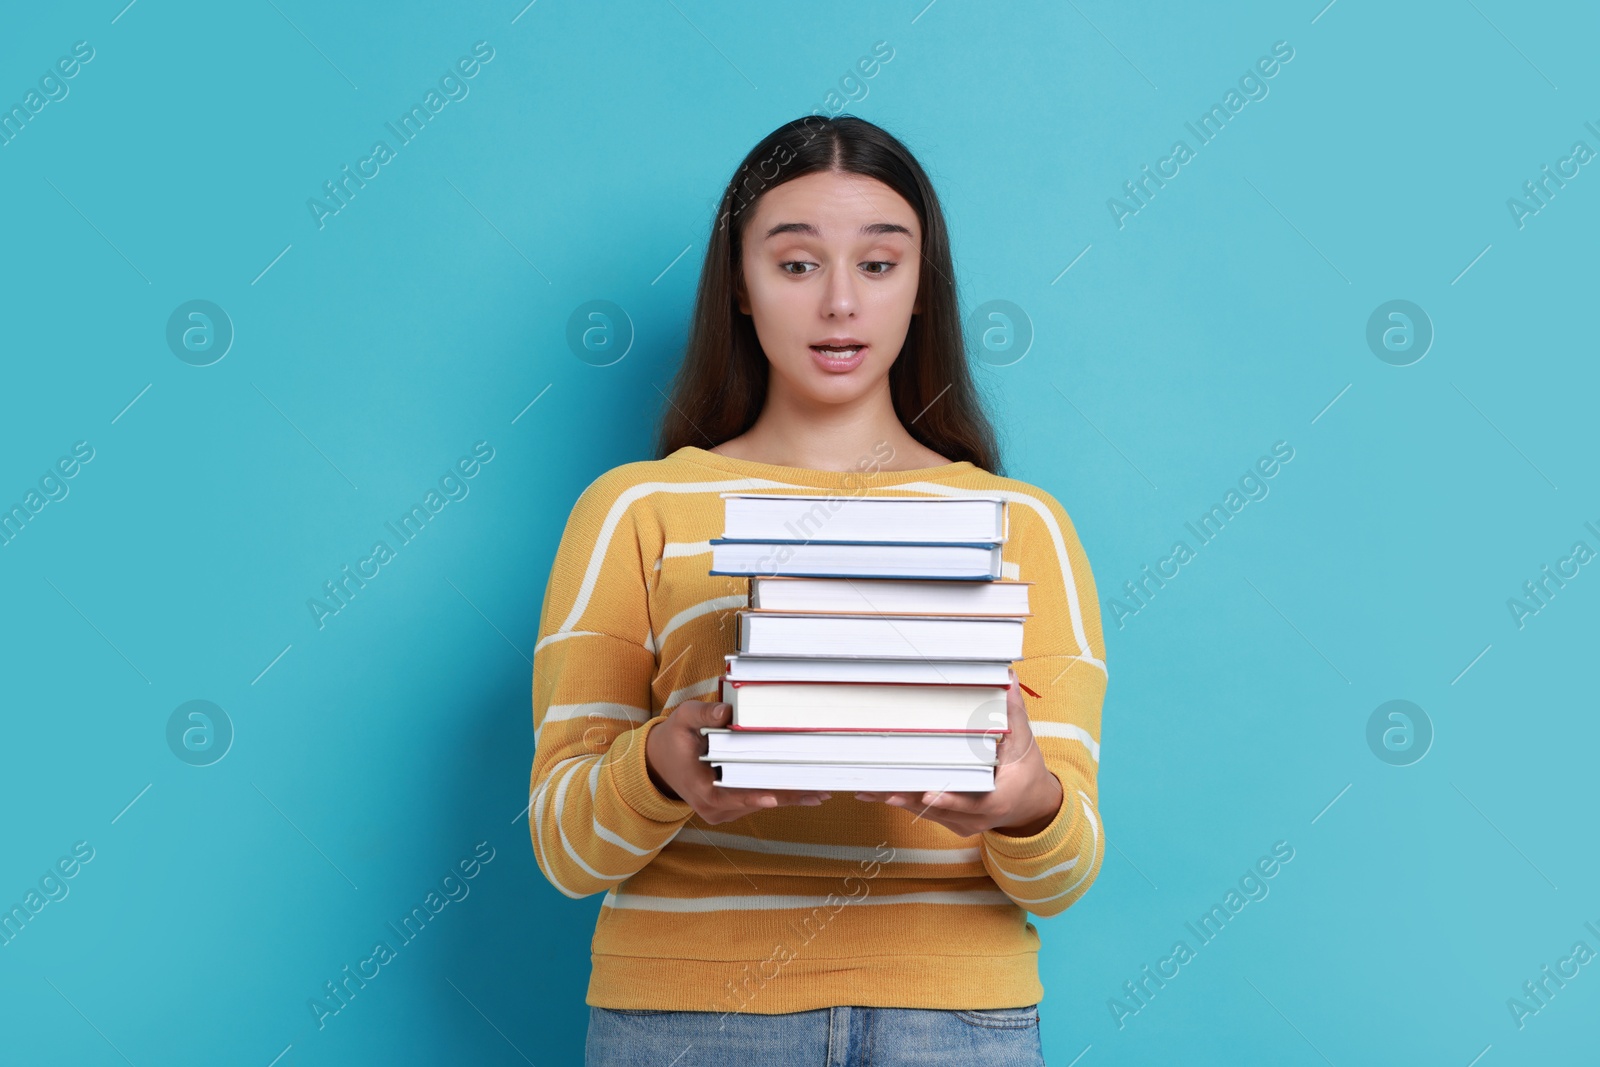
[671,445,977,488]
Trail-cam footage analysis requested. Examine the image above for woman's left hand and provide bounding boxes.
[854,668,1063,838]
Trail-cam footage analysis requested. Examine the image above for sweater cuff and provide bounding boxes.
[982,772,1078,862]
[608,715,696,825]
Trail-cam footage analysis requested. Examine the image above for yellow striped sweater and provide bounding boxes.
[528,444,1108,1013]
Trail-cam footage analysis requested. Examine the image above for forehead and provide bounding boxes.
[748,170,920,242]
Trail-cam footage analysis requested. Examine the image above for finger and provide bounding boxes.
[881,790,953,811]
[887,791,958,826]
[913,788,992,814]
[768,788,831,806]
[718,787,831,808]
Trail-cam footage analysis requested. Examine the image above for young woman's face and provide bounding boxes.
[738,169,922,404]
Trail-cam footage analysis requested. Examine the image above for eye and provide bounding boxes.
[861,261,895,275]
[779,261,816,276]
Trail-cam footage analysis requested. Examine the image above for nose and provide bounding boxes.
[822,257,859,318]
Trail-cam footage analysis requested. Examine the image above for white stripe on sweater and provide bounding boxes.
[553,476,790,637]
[599,888,1013,912]
[534,628,616,655]
[679,827,980,865]
[1030,722,1100,762]
[665,674,720,710]
[551,757,633,886]
[530,755,590,899]
[983,853,1079,883]
[535,701,649,743]
[654,593,747,653]
[588,759,656,857]
[991,792,1101,906]
[653,540,714,570]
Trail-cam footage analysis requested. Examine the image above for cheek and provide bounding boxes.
[870,267,920,315]
[745,279,811,340]
[865,280,918,341]
[883,271,921,313]
[740,261,789,314]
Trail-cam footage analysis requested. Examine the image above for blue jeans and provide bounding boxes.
[585,1003,1046,1066]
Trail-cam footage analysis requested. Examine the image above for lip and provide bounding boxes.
[810,342,867,374]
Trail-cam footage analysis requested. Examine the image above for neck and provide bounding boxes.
[722,378,933,472]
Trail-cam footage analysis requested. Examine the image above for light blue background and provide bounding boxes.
[2,1,1596,1064]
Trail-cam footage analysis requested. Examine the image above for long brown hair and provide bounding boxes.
[652,115,1003,475]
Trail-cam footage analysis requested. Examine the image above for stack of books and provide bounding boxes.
[703,491,1031,793]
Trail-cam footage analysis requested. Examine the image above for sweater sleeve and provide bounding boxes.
[528,470,695,900]
[978,488,1109,919]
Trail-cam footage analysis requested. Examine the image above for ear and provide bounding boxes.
[734,271,751,316]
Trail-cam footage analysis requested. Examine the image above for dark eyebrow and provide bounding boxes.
[763,221,913,240]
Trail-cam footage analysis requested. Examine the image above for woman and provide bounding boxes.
[529,115,1108,1066]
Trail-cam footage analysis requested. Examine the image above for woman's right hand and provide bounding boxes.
[645,699,830,825]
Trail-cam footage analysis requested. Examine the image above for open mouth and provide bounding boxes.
[811,344,865,360]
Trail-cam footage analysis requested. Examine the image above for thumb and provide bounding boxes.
[694,700,731,726]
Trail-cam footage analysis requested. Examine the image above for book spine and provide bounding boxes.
[717,679,1011,689]
[725,724,1010,734]
[712,537,1006,548]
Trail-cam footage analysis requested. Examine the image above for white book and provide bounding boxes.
[749,576,1031,616]
[700,727,999,764]
[724,655,1013,686]
[719,678,1010,733]
[713,761,995,792]
[737,611,1024,661]
[709,539,1004,580]
[720,492,1009,543]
